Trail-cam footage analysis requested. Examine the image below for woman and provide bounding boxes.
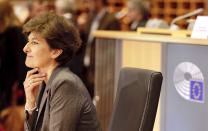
[23,13,101,131]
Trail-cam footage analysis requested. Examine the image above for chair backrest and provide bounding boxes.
[108,67,163,131]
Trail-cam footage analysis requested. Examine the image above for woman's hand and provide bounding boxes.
[24,68,46,110]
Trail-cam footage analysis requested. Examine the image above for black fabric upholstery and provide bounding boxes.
[108,67,163,131]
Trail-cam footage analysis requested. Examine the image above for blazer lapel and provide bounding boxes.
[36,86,48,125]
[36,82,46,108]
[34,82,48,128]
[34,65,64,128]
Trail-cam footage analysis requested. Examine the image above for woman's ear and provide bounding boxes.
[51,49,63,59]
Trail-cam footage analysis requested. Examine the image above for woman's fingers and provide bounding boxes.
[24,70,46,90]
[29,73,46,79]
[26,75,46,88]
[29,77,45,85]
[27,73,46,87]
[26,68,38,77]
[30,81,43,88]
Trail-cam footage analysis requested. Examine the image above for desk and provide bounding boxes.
[93,29,208,131]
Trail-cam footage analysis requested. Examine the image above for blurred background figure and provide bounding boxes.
[24,0,49,23]
[55,0,76,24]
[0,106,25,131]
[0,0,27,130]
[126,0,150,31]
[55,0,90,100]
[77,0,120,99]
[12,1,29,24]
[0,123,4,131]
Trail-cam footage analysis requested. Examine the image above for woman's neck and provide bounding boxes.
[39,62,59,84]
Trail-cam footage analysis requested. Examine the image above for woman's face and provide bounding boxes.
[23,32,58,69]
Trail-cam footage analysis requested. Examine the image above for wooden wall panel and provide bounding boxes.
[95,39,116,131]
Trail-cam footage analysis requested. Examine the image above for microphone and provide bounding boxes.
[170,8,204,30]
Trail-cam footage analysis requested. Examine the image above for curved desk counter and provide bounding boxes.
[93,29,208,131]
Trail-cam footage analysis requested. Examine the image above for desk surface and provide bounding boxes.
[93,30,208,46]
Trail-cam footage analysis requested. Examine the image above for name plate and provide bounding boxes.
[191,16,208,39]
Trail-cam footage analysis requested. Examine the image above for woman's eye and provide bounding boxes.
[32,41,39,45]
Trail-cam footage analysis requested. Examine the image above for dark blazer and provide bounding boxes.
[84,11,120,38]
[130,19,147,31]
[82,10,120,98]
[24,66,101,131]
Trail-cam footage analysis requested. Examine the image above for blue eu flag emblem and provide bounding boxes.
[190,81,204,102]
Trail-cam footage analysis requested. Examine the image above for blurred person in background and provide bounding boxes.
[0,123,4,131]
[127,0,150,31]
[78,0,120,99]
[0,0,28,130]
[76,0,89,32]
[24,0,49,23]
[55,0,76,24]
[0,0,27,111]
[0,106,25,131]
[55,0,89,100]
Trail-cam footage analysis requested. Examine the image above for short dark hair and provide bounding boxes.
[23,13,82,65]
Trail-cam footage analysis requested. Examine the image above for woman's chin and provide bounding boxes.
[25,62,36,68]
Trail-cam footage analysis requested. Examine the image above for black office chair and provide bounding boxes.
[108,67,163,131]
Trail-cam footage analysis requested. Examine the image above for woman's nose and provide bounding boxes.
[23,42,30,53]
